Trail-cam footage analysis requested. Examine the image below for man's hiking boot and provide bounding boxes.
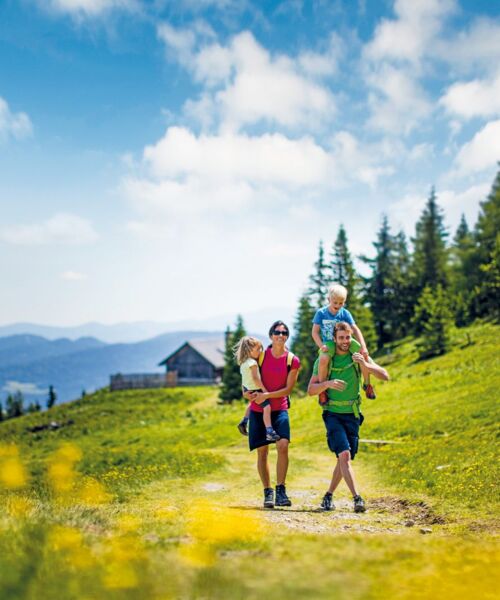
[263,487,274,508]
[353,495,366,513]
[318,391,328,406]
[275,484,292,507]
[266,428,280,442]
[237,419,248,436]
[320,492,334,511]
[363,383,376,400]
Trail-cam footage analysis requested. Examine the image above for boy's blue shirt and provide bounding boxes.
[312,305,355,342]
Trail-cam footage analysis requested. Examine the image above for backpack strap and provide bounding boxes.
[258,351,266,367]
[286,351,295,372]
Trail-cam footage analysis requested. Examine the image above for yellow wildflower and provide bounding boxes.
[0,457,27,489]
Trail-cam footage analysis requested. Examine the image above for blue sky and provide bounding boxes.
[1,0,499,328]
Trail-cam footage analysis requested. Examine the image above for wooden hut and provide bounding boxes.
[158,338,225,385]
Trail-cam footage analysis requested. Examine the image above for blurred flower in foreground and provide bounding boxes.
[78,477,111,505]
[7,495,35,518]
[180,499,263,567]
[47,442,82,495]
[47,525,94,569]
[0,445,28,489]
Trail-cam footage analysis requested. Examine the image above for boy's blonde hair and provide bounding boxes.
[233,336,263,366]
[328,283,348,301]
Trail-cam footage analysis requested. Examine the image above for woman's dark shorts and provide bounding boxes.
[322,411,363,459]
[249,409,290,451]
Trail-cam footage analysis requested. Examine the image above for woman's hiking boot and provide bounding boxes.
[263,487,274,508]
[353,495,366,513]
[320,492,334,511]
[265,427,280,442]
[275,484,292,507]
[363,383,376,399]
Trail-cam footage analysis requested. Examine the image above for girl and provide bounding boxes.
[235,336,280,442]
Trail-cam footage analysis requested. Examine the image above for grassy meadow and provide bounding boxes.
[0,323,499,599]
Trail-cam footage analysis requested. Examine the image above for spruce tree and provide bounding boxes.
[308,240,330,308]
[412,187,449,296]
[413,285,453,359]
[6,392,24,418]
[47,385,57,410]
[362,215,397,348]
[330,225,356,299]
[474,167,500,321]
[450,214,476,325]
[392,230,415,337]
[330,224,377,351]
[0,400,3,421]
[291,293,317,390]
[219,316,247,404]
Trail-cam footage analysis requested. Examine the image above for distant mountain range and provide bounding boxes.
[0,307,293,343]
[0,331,225,406]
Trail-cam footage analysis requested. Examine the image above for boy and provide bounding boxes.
[312,284,375,404]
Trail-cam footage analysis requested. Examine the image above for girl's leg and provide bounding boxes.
[262,404,272,428]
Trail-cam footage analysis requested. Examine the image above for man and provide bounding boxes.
[307,321,389,513]
[244,320,300,508]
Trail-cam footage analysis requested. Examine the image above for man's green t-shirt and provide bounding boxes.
[312,339,361,414]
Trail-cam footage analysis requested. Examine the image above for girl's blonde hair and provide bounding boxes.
[233,336,263,365]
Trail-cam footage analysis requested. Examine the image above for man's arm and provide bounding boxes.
[352,353,389,381]
[307,374,346,396]
[351,324,368,356]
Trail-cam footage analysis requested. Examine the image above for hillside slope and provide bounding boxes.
[0,323,498,599]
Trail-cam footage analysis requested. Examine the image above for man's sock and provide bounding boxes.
[266,426,275,433]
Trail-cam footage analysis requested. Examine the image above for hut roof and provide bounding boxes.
[159,337,225,369]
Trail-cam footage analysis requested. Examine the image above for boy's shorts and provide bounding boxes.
[322,411,362,459]
[318,340,336,358]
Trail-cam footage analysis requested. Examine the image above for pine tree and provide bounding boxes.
[450,214,476,325]
[330,225,356,299]
[219,316,247,404]
[362,215,397,348]
[6,392,24,418]
[474,167,500,321]
[308,240,330,308]
[330,224,377,351]
[291,293,317,389]
[47,385,57,410]
[413,285,453,359]
[391,230,415,337]
[0,400,3,421]
[412,187,449,296]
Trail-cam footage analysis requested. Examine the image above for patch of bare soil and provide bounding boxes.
[260,496,446,535]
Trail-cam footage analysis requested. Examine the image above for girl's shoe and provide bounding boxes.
[266,428,280,442]
[237,420,248,436]
[318,391,328,406]
[363,383,376,399]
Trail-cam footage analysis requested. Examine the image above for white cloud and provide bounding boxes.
[62,270,87,280]
[440,72,500,120]
[158,29,336,132]
[3,381,46,395]
[142,126,334,187]
[366,65,431,134]
[0,214,99,245]
[38,0,136,18]
[365,0,456,66]
[0,97,33,141]
[454,120,500,175]
[436,18,500,75]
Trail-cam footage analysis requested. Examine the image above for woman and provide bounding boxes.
[245,320,300,508]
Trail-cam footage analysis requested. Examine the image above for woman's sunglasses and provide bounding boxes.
[272,330,289,336]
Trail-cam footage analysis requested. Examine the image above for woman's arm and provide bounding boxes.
[250,367,300,404]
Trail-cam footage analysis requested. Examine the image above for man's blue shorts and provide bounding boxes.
[248,409,290,451]
[322,411,362,459]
